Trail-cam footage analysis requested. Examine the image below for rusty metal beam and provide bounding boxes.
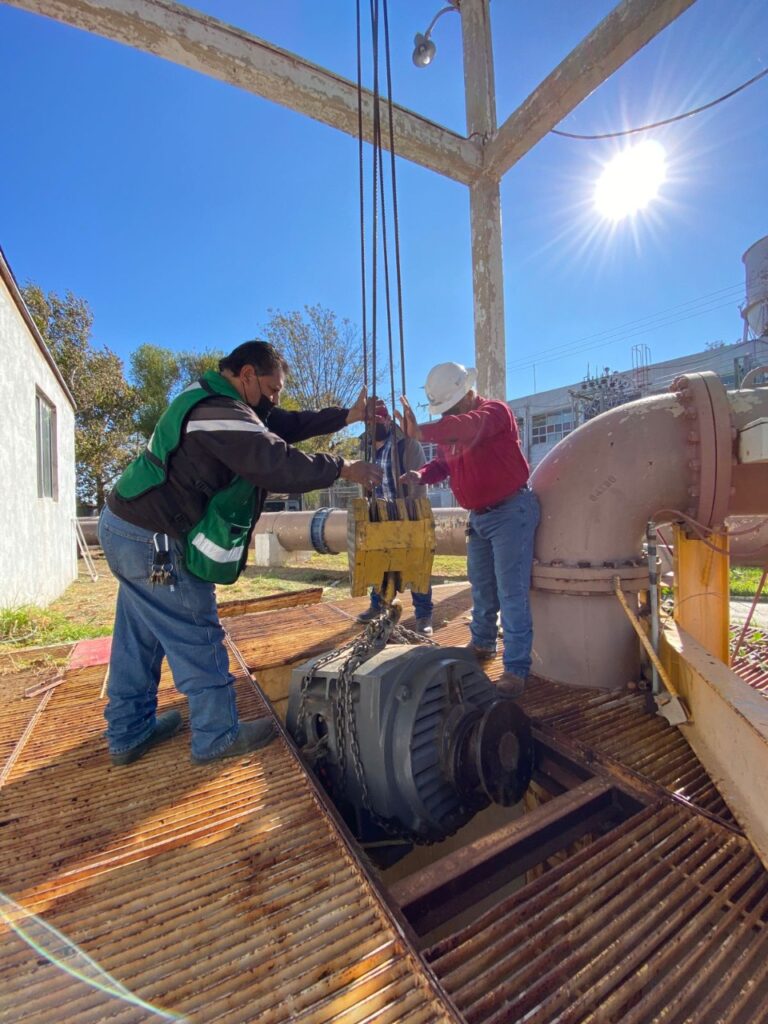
[390,777,620,936]
[2,0,482,185]
[483,0,698,179]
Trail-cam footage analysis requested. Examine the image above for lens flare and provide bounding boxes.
[594,140,667,221]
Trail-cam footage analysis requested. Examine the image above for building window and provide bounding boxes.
[36,389,57,499]
[531,409,573,446]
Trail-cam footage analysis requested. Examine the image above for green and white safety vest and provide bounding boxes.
[115,371,259,585]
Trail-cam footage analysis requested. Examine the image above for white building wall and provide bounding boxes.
[0,272,77,608]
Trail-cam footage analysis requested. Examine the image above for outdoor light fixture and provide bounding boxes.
[412,3,459,68]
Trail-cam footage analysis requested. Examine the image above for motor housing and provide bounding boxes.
[286,646,532,854]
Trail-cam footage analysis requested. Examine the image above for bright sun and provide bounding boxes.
[594,140,667,221]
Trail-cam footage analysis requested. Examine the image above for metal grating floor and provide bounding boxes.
[426,801,768,1024]
[0,658,457,1023]
[2,582,767,1022]
[731,623,768,696]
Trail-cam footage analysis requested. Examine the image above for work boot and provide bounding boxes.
[110,710,182,766]
[192,720,277,765]
[465,642,496,663]
[414,616,433,636]
[356,605,380,624]
[496,672,527,698]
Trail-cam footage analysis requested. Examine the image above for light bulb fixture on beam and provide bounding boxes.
[412,3,459,68]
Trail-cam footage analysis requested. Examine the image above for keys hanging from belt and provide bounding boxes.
[150,533,174,586]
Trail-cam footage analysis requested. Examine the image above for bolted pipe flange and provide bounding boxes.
[670,372,734,528]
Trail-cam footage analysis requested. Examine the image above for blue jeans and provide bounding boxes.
[467,487,540,676]
[99,505,239,761]
[370,586,433,619]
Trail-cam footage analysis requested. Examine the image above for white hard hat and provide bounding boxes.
[425,362,477,415]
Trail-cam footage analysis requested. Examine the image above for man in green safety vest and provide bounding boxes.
[99,339,383,766]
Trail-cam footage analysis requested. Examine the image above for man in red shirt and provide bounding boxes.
[398,362,540,696]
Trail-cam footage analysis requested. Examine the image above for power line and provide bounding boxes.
[505,283,743,373]
[551,66,768,141]
[506,298,741,380]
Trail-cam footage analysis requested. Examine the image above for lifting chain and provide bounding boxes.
[296,606,439,846]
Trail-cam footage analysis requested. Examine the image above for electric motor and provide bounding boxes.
[286,645,532,853]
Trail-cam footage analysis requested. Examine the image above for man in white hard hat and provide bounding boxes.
[397,362,540,697]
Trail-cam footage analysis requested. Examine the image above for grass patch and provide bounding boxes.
[0,552,470,653]
[0,604,106,648]
[730,566,766,599]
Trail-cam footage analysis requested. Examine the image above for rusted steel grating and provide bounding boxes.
[433,609,733,822]
[1,584,759,1024]
[0,664,457,1023]
[427,802,768,1024]
[731,623,768,695]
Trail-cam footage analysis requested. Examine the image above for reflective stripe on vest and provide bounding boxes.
[191,534,246,564]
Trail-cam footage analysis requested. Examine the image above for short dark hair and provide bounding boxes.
[219,340,288,376]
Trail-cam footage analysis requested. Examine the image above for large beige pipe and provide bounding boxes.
[530,375,768,690]
[729,517,768,568]
[254,506,470,556]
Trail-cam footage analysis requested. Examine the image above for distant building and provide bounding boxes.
[509,338,768,468]
[0,247,77,607]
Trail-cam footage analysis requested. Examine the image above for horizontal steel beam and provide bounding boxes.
[390,777,619,935]
[3,0,482,184]
[483,0,698,178]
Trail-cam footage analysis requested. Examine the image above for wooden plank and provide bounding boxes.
[673,526,730,664]
[217,586,323,618]
[483,0,698,178]
[4,0,482,184]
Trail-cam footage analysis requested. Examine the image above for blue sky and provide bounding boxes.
[0,0,766,407]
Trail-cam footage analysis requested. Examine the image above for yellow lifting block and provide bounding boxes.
[347,496,435,599]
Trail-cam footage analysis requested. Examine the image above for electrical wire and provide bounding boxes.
[551,66,768,141]
[506,296,744,380]
[504,282,744,374]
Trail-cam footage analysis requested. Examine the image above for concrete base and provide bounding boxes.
[252,533,311,568]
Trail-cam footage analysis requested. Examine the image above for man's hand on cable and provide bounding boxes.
[345,386,389,425]
[395,396,422,440]
[340,459,384,489]
[400,470,422,488]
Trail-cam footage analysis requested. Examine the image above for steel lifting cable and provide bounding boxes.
[355,0,371,464]
[357,0,409,502]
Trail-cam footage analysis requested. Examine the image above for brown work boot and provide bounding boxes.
[192,720,277,765]
[465,642,496,663]
[496,672,527,698]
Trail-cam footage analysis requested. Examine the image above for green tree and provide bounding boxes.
[263,305,369,455]
[177,348,224,387]
[23,284,138,509]
[130,343,181,440]
[129,345,224,440]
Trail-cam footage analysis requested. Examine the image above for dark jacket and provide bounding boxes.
[108,390,347,538]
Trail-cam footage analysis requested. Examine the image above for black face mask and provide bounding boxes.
[374,422,390,442]
[252,395,274,421]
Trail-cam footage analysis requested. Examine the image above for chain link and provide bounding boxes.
[296,608,439,845]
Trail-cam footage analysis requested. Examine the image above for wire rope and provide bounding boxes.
[551,66,768,141]
[356,0,372,463]
[359,0,408,500]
